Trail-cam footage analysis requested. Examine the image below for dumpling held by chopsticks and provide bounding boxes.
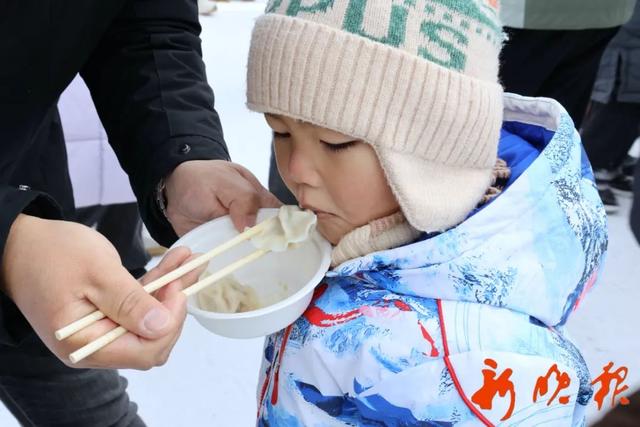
[250,206,316,252]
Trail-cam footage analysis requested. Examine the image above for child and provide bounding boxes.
[246,1,608,425]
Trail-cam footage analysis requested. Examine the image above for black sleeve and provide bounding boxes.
[0,185,63,269]
[0,185,63,346]
[81,0,230,248]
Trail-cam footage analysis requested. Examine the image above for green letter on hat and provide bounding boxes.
[419,21,468,71]
[343,0,408,47]
[285,0,335,16]
[266,0,282,12]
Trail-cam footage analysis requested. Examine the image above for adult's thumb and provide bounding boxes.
[92,268,174,339]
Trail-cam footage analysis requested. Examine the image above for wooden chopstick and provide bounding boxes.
[182,248,269,297]
[56,217,276,341]
[69,248,270,364]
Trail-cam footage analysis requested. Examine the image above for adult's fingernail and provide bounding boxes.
[143,307,170,333]
[246,214,257,228]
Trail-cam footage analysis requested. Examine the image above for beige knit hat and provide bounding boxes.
[247,0,505,232]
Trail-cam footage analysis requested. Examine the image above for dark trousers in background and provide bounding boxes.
[268,144,297,205]
[500,27,619,129]
[581,100,640,170]
[0,203,148,426]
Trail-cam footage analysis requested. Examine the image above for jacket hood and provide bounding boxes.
[327,93,608,327]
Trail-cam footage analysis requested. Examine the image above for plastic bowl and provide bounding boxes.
[169,208,332,338]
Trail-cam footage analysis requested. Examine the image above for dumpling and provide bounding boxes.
[251,205,316,252]
[197,274,260,313]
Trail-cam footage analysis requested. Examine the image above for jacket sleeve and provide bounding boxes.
[0,185,63,345]
[81,0,230,247]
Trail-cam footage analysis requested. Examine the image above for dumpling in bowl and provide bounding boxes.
[197,274,260,313]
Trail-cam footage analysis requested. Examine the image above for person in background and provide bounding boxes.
[581,2,640,213]
[500,0,636,129]
[593,164,640,426]
[585,9,640,412]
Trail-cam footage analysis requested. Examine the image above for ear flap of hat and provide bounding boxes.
[375,147,495,232]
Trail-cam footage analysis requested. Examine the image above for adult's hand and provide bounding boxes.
[164,160,281,235]
[1,214,203,369]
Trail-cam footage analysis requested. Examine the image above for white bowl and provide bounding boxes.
[169,208,332,339]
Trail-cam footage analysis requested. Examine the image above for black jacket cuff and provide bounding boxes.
[1,186,63,267]
[0,186,63,346]
[135,135,230,248]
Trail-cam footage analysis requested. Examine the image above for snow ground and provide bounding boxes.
[1,2,638,426]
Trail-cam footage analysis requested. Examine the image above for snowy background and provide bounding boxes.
[2,2,638,425]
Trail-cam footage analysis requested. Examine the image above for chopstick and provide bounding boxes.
[69,248,270,364]
[55,216,276,341]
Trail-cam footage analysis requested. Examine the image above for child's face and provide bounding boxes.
[265,114,399,245]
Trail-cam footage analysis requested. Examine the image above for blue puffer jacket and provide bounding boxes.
[257,94,608,427]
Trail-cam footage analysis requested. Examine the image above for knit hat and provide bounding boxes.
[247,0,505,232]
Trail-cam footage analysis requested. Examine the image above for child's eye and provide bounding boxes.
[322,140,357,152]
[272,131,290,139]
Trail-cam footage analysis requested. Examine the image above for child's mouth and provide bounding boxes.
[299,203,329,217]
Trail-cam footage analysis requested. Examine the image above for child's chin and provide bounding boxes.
[317,219,350,246]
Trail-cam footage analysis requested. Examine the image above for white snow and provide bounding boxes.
[2,2,638,426]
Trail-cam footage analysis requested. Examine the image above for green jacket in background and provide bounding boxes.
[501,0,637,30]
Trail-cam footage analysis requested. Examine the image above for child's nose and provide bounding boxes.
[287,144,320,187]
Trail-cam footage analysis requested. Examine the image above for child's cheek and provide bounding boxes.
[317,216,354,245]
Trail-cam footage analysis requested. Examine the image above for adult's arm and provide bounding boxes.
[81,0,229,247]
